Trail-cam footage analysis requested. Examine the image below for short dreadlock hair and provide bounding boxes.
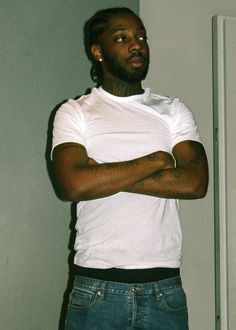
[83,7,140,85]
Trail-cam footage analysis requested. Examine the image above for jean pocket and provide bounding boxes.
[161,285,188,313]
[68,287,97,309]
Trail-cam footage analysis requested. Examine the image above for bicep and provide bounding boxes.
[52,142,89,191]
[173,140,207,168]
[173,140,209,193]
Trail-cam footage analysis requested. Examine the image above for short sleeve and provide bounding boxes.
[51,99,86,157]
[170,99,201,148]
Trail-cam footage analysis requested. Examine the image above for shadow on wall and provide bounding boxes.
[58,204,77,330]
[43,12,101,329]
[45,99,76,329]
[45,89,91,329]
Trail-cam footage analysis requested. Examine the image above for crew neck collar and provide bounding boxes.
[97,86,150,102]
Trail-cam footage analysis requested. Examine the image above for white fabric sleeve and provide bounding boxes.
[170,99,201,148]
[51,99,86,156]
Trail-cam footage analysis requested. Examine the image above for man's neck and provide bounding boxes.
[101,80,144,97]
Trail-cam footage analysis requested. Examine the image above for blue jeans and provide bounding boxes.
[65,275,189,330]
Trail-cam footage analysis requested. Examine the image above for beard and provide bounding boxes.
[102,52,149,84]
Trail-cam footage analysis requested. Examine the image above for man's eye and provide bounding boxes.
[138,35,148,41]
[114,36,126,43]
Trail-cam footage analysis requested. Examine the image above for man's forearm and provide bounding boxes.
[125,141,209,200]
[53,147,175,202]
[125,166,207,199]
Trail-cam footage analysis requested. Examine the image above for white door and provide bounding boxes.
[213,15,236,330]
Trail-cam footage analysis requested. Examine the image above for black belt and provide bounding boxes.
[74,265,180,283]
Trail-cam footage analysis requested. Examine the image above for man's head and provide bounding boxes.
[84,8,149,86]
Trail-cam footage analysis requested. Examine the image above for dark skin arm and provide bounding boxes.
[52,142,175,202]
[125,140,209,199]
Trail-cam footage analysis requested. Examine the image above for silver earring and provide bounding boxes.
[99,58,103,62]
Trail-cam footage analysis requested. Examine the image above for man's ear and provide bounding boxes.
[91,44,103,62]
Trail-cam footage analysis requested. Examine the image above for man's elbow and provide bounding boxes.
[195,186,208,199]
[192,178,208,199]
[58,181,86,202]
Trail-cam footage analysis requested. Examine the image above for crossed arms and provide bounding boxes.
[52,140,208,202]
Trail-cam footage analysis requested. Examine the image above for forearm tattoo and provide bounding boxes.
[150,141,204,183]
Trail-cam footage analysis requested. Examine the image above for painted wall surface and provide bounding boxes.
[0,1,138,329]
[140,1,236,329]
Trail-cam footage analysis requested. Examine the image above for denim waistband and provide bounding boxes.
[73,275,182,295]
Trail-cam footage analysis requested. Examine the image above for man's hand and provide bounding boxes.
[161,153,176,170]
[88,158,98,166]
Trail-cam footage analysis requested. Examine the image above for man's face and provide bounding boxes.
[96,13,150,84]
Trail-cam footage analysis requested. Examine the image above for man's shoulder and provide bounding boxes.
[145,88,179,103]
[75,87,102,107]
[57,88,97,113]
[142,88,183,115]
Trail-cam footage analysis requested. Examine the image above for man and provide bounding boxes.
[52,7,208,330]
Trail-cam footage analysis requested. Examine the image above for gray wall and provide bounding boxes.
[0,1,139,329]
[140,1,236,329]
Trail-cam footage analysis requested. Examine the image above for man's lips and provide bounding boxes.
[128,55,145,68]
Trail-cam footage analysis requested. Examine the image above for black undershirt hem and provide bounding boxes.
[74,265,180,283]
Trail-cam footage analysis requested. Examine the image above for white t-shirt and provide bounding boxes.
[52,87,201,269]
